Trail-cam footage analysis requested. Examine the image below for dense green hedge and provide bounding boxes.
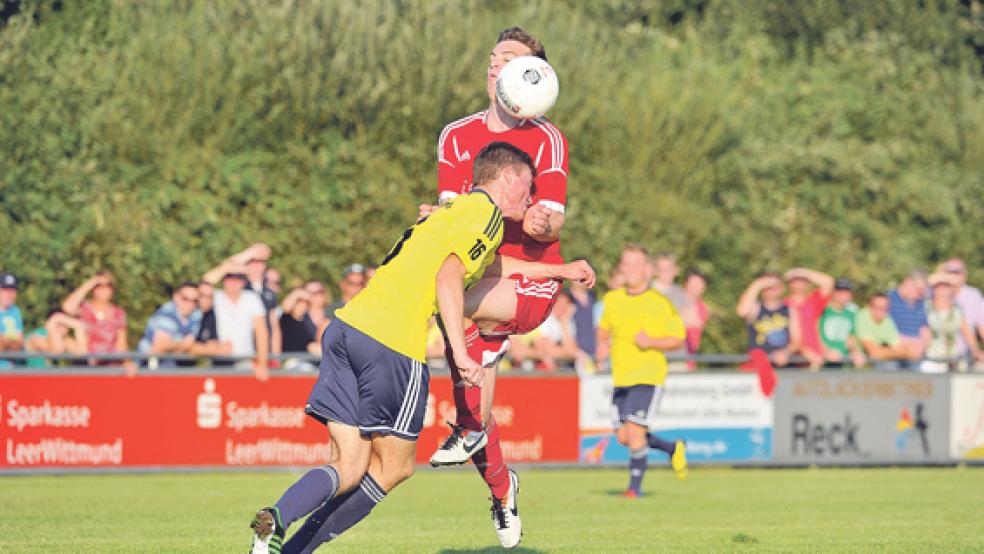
[2,0,983,351]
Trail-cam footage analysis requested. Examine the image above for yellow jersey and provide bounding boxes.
[337,191,504,362]
[598,288,685,387]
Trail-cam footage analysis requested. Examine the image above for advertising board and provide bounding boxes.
[579,373,773,464]
[0,373,579,469]
[773,373,950,463]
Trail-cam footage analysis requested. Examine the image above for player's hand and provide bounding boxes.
[418,203,438,220]
[558,260,596,288]
[253,359,270,382]
[523,203,553,237]
[454,353,483,387]
[634,330,651,350]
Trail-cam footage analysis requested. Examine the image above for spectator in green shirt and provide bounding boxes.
[819,278,866,369]
[856,292,912,368]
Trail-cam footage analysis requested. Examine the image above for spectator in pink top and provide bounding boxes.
[784,267,834,369]
[680,269,709,369]
[62,270,134,372]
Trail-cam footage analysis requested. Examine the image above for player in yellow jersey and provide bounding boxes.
[596,244,689,499]
[247,142,590,553]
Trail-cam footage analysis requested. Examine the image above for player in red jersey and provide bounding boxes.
[419,27,569,549]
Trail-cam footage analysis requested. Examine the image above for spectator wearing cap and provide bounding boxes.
[326,264,367,319]
[62,270,134,371]
[680,269,710,365]
[921,279,984,373]
[0,272,24,367]
[888,270,930,362]
[855,292,911,368]
[205,269,269,380]
[818,279,866,368]
[737,272,801,367]
[930,258,984,354]
[137,281,203,367]
[783,267,834,369]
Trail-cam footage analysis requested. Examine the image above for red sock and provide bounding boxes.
[446,326,511,498]
[469,333,510,499]
[473,416,510,499]
[447,324,483,432]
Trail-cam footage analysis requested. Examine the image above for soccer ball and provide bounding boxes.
[495,56,560,120]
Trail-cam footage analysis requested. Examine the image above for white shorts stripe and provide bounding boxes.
[395,361,422,432]
[393,361,417,431]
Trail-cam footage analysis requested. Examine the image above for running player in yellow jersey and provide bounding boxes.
[596,244,689,498]
[247,143,591,554]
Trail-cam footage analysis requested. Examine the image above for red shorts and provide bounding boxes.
[487,275,562,336]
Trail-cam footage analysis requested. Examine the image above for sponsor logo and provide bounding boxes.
[197,379,222,429]
[895,403,929,456]
[522,68,541,85]
[5,399,91,431]
[457,150,471,162]
[791,413,863,456]
[197,379,305,432]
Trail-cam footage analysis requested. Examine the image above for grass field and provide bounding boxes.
[5,466,984,552]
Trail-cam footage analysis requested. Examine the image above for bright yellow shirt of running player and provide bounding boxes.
[598,288,686,387]
[337,191,504,362]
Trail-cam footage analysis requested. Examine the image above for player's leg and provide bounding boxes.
[641,385,688,480]
[282,435,417,554]
[283,338,428,552]
[623,421,650,496]
[250,321,371,554]
[464,276,520,334]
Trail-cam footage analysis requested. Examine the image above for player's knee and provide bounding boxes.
[333,456,370,492]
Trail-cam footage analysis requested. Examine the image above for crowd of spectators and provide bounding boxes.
[0,245,982,375]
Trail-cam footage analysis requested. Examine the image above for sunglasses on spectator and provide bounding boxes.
[345,279,366,287]
[178,293,199,303]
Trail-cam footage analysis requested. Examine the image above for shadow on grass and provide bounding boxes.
[437,546,547,554]
[603,488,641,497]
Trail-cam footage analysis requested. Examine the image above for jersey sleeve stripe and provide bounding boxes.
[437,111,485,163]
[530,118,566,171]
[486,211,503,239]
[483,206,502,238]
[539,199,566,213]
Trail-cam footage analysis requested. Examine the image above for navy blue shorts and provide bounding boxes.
[611,384,663,428]
[305,319,429,441]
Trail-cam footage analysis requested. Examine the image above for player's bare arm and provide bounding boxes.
[483,256,595,287]
[435,253,483,387]
[634,330,685,352]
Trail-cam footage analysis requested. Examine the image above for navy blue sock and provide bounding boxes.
[628,447,648,493]
[648,434,676,456]
[275,466,340,528]
[283,473,386,554]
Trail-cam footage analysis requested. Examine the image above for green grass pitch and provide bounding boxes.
[4,467,984,552]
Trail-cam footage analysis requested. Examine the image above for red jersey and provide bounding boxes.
[437,110,568,263]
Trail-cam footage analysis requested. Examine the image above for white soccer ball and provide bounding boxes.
[495,55,560,120]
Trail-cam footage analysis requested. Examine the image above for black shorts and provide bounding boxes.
[305,319,429,441]
[611,384,663,428]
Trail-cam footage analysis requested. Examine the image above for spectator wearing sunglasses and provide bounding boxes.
[326,264,367,320]
[138,281,203,367]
